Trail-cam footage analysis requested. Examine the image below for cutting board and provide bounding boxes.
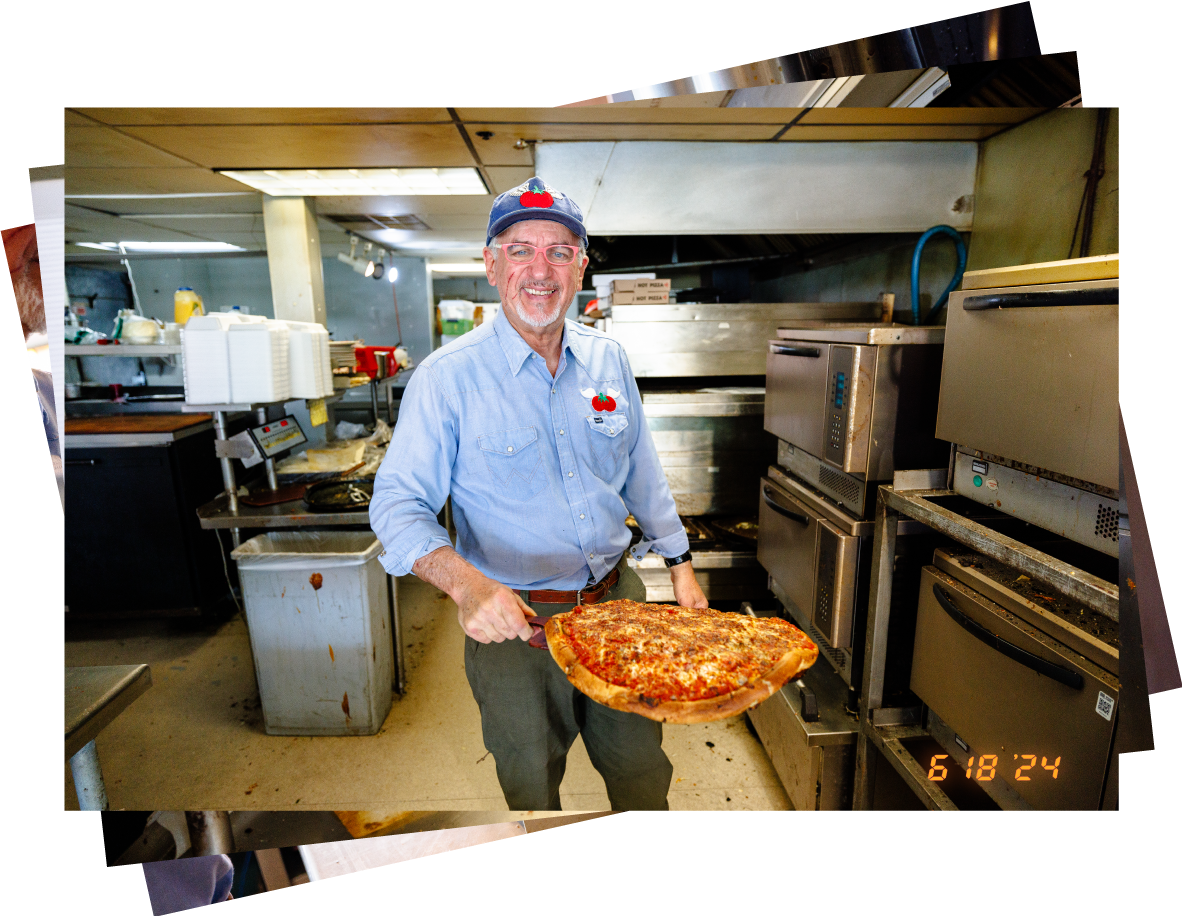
[64,414,212,434]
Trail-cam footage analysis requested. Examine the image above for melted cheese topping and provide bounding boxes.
[559,600,816,702]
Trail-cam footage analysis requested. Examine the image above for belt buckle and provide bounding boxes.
[576,588,583,606]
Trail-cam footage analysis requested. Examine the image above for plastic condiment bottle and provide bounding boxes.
[174,287,204,326]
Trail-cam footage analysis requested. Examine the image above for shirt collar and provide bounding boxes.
[492,306,588,376]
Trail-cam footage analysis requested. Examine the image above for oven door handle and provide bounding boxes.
[932,584,1084,690]
[768,344,822,358]
[962,288,1118,311]
[762,485,809,527]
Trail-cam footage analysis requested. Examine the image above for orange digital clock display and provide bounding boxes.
[927,754,1061,782]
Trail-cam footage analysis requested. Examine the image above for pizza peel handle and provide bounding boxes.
[526,615,553,649]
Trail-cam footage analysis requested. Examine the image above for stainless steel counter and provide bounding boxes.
[64,421,213,449]
[197,492,370,529]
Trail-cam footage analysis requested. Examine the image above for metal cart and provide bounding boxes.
[190,393,406,695]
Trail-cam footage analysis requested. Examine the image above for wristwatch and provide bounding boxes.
[663,550,693,569]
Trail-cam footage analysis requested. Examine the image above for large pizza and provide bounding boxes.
[543,599,818,724]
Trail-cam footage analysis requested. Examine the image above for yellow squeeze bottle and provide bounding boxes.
[174,287,204,325]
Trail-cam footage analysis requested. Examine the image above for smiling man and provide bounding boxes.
[370,177,705,811]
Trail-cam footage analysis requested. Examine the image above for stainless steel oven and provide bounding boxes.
[936,256,1119,556]
[757,466,934,699]
[746,650,857,810]
[910,547,1119,809]
[765,324,946,518]
[627,387,774,603]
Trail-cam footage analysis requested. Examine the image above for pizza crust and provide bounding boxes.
[545,606,818,725]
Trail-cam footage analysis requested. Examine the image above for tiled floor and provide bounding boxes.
[65,575,792,812]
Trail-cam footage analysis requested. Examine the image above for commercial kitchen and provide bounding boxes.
[62,87,1129,816]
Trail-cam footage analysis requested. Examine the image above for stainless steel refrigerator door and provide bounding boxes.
[935,279,1118,490]
[910,566,1118,809]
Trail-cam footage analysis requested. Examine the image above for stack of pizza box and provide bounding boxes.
[610,278,672,305]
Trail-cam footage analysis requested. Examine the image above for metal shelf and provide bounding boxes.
[181,392,343,414]
[197,491,370,529]
[852,484,1118,811]
[65,344,183,357]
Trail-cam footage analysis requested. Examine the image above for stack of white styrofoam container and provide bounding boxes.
[228,318,292,404]
[318,332,332,394]
[282,320,334,399]
[182,311,244,405]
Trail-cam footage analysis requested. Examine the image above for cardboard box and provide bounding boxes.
[611,278,672,293]
[612,290,670,304]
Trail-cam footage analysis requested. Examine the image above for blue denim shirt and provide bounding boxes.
[370,307,688,590]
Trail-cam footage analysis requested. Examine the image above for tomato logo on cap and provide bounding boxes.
[520,188,554,208]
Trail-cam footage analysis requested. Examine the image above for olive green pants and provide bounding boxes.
[464,557,673,811]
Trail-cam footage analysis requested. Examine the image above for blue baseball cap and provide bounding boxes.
[485,177,587,247]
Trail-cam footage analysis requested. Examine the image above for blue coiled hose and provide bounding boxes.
[911,225,967,325]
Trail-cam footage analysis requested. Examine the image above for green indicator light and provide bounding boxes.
[973,475,983,487]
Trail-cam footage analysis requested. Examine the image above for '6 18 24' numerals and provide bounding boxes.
[927,754,1060,782]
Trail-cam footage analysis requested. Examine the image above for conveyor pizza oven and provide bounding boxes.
[628,387,774,603]
[935,256,1119,556]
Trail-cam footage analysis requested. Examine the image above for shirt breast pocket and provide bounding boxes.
[478,426,547,501]
[585,413,629,481]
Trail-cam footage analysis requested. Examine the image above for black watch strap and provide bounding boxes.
[663,550,693,568]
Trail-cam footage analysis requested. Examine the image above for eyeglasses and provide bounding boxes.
[494,243,582,267]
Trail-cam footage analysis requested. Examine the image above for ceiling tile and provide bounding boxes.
[781,124,1005,141]
[404,214,489,231]
[484,166,537,194]
[117,124,476,169]
[72,108,453,125]
[65,168,253,196]
[467,122,784,165]
[83,195,264,216]
[455,107,803,124]
[66,126,198,168]
[121,214,268,233]
[800,107,1045,125]
[309,195,494,216]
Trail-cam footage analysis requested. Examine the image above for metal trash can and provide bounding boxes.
[231,531,393,736]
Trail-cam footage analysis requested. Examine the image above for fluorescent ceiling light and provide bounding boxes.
[76,241,245,252]
[219,168,488,197]
[427,261,486,271]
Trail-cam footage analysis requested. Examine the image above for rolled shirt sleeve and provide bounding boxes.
[369,365,457,576]
[619,353,690,562]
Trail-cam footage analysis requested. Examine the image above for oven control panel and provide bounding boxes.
[824,346,855,465]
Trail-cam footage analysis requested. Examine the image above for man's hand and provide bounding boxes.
[670,562,708,609]
[411,546,535,644]
[455,576,536,644]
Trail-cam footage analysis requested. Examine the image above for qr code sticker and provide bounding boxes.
[1095,691,1114,721]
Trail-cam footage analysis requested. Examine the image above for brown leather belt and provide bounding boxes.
[524,567,620,606]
